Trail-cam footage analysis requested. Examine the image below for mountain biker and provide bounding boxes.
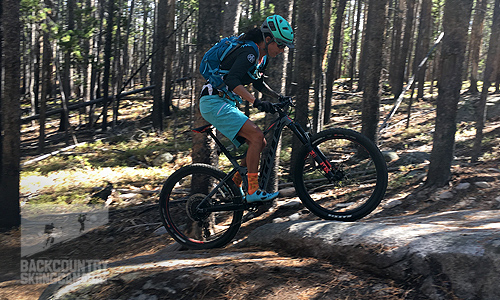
[199,15,294,203]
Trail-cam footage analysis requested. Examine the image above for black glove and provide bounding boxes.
[253,99,276,114]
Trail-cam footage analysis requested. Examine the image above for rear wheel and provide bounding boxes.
[293,128,388,221]
[159,164,243,249]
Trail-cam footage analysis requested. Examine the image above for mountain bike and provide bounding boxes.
[159,96,388,249]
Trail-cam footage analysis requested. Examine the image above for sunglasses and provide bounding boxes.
[273,39,287,49]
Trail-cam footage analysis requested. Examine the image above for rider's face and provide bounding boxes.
[263,37,286,58]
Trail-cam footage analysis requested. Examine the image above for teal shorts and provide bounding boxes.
[199,95,248,147]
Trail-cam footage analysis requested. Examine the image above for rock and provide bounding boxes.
[382,151,399,162]
[245,210,500,300]
[407,169,425,177]
[119,193,142,200]
[455,182,471,190]
[474,181,491,189]
[383,199,403,209]
[153,226,167,236]
[414,173,427,182]
[276,199,302,209]
[288,213,301,221]
[153,153,174,166]
[395,151,430,165]
[103,236,115,243]
[279,187,296,197]
[38,208,500,300]
[129,292,158,300]
[495,196,500,203]
[438,191,454,200]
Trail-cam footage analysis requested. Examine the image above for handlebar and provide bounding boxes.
[272,95,294,112]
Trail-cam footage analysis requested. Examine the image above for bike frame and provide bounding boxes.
[194,99,339,214]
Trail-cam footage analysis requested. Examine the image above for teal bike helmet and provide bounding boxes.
[261,15,294,49]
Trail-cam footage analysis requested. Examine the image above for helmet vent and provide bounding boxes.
[268,21,277,31]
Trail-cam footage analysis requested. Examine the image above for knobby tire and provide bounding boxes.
[159,164,243,249]
[293,128,388,221]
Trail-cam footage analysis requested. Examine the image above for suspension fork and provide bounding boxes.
[287,121,340,181]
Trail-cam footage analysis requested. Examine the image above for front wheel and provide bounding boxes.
[293,128,388,221]
[159,164,243,249]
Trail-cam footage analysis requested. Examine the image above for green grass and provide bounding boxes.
[21,129,190,205]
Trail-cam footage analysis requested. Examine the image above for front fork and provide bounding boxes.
[289,122,343,182]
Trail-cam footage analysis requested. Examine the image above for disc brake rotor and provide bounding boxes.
[186,193,212,222]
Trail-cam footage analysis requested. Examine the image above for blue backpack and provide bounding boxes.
[199,35,260,100]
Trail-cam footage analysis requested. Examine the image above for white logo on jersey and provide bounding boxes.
[247,54,256,64]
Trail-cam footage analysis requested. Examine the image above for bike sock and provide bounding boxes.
[247,173,259,195]
[233,172,242,187]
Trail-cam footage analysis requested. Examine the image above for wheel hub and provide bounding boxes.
[186,193,211,222]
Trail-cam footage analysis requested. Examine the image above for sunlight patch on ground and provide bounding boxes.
[20,167,172,196]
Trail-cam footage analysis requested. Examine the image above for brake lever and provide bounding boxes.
[278,95,294,104]
[282,96,295,107]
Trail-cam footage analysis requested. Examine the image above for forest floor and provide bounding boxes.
[1,85,500,299]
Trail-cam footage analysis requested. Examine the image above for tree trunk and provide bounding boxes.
[39,28,52,154]
[321,0,332,64]
[123,0,135,87]
[141,0,149,87]
[222,0,241,37]
[361,0,388,143]
[291,0,315,169]
[356,3,369,91]
[285,2,297,95]
[0,0,2,168]
[101,0,114,131]
[392,0,415,99]
[30,22,41,116]
[426,0,473,187]
[496,48,500,93]
[163,0,175,117]
[312,0,327,132]
[192,0,221,166]
[89,0,105,126]
[389,0,403,96]
[82,0,92,122]
[152,0,168,130]
[348,0,362,91]
[471,0,500,162]
[468,0,488,95]
[324,0,347,125]
[59,0,75,132]
[262,0,293,191]
[112,0,123,127]
[414,0,432,99]
[0,0,21,229]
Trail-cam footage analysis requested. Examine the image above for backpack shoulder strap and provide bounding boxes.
[221,40,259,64]
[246,41,259,56]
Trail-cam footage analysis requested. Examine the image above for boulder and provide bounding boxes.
[244,210,500,300]
[152,153,174,166]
